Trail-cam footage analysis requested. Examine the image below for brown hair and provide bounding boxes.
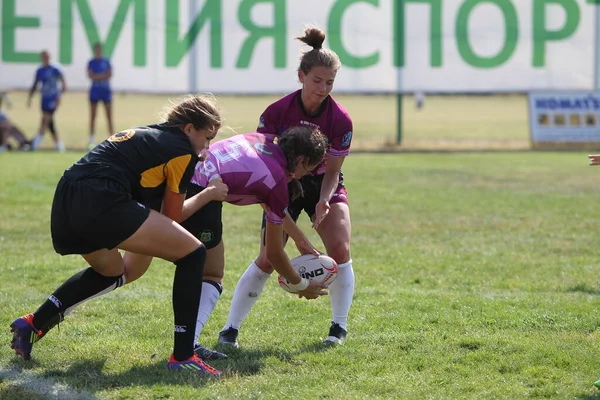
[163,94,222,132]
[296,27,341,75]
[278,126,328,200]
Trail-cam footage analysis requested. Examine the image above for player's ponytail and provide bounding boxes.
[296,26,341,75]
[162,94,222,133]
[278,126,328,201]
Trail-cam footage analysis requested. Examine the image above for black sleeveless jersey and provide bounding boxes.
[63,123,198,206]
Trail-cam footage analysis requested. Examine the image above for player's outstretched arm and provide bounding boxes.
[27,78,39,108]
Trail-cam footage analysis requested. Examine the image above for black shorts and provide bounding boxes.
[51,176,150,255]
[180,183,223,249]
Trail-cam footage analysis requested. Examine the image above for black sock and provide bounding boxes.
[33,268,123,332]
[172,245,206,361]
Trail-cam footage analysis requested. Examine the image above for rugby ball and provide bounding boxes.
[278,254,338,293]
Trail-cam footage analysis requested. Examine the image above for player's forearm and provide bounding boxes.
[319,171,339,203]
[282,214,310,247]
[180,189,214,222]
[28,82,37,98]
[266,246,301,284]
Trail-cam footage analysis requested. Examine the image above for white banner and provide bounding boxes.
[0,0,597,94]
[528,91,600,143]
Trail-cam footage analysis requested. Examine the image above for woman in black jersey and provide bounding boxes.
[9,94,223,377]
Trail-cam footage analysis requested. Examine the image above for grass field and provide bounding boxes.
[1,92,530,151]
[2,95,600,399]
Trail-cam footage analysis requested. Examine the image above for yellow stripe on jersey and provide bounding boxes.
[140,163,166,188]
[139,154,192,193]
[165,154,193,193]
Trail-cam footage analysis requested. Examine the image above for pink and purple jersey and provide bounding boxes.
[192,133,289,225]
[256,89,353,175]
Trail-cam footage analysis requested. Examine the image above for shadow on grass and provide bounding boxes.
[212,340,338,375]
[566,284,600,295]
[580,393,600,400]
[2,340,337,395]
[0,386,47,400]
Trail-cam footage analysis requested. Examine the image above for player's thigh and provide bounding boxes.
[81,248,124,276]
[316,202,351,264]
[103,99,113,116]
[41,112,53,125]
[118,209,201,262]
[204,240,225,280]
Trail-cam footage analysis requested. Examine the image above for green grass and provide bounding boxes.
[2,92,530,150]
[3,149,600,399]
[2,94,600,398]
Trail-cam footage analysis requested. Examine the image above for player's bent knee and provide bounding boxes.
[327,242,351,264]
[255,256,274,274]
[204,279,223,293]
[175,244,207,269]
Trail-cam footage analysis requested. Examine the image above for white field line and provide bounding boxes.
[0,367,97,400]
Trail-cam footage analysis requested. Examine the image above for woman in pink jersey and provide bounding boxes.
[220,26,355,347]
[122,125,329,363]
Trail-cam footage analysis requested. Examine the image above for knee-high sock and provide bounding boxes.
[33,268,124,332]
[328,260,354,331]
[172,246,206,361]
[222,261,271,331]
[194,280,222,344]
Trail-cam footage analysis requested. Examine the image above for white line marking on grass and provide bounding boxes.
[0,367,97,399]
[16,180,54,191]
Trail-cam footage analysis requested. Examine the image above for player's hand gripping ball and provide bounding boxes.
[278,254,338,293]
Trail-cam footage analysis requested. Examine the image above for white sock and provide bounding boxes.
[329,260,354,331]
[31,133,43,150]
[194,281,221,344]
[89,135,95,144]
[222,261,271,331]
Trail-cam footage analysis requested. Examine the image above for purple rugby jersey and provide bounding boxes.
[256,89,353,175]
[192,133,290,224]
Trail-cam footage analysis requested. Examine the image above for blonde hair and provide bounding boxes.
[162,94,222,132]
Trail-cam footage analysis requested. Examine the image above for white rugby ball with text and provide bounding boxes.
[278,254,338,293]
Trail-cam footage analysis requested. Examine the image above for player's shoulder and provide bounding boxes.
[265,90,300,112]
[328,94,353,124]
[127,123,174,141]
[49,63,64,74]
[139,123,180,137]
[137,124,194,155]
[239,131,280,147]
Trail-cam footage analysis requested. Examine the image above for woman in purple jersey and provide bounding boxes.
[219,26,355,347]
[88,126,328,366]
